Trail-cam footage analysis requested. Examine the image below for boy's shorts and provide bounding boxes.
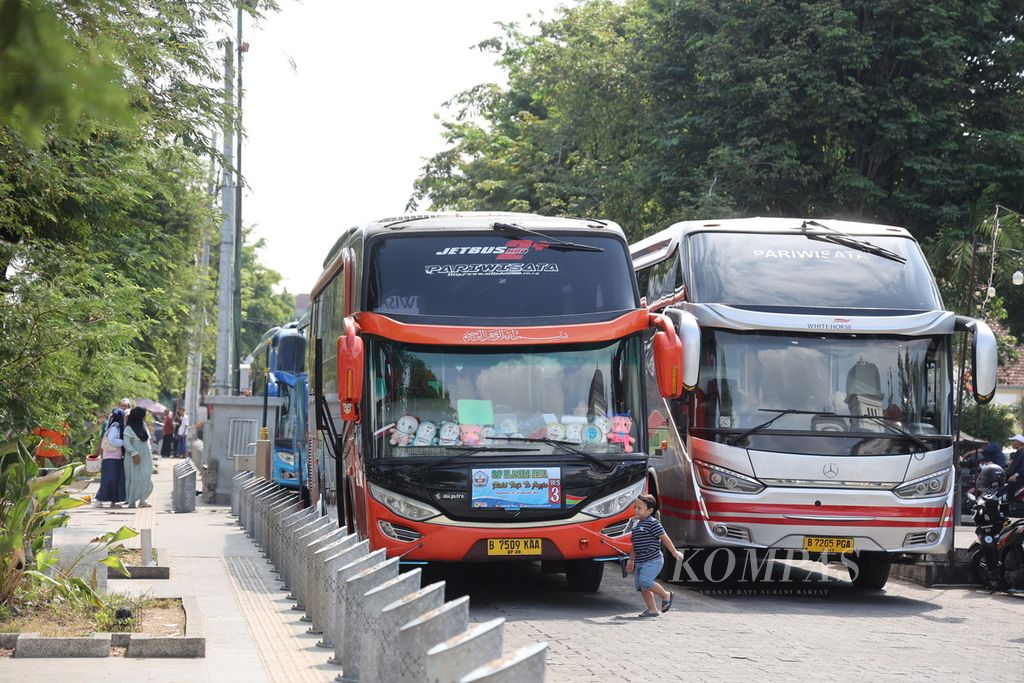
[634,555,664,591]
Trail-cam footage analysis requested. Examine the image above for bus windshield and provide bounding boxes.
[687,232,941,309]
[366,234,636,319]
[693,330,951,455]
[369,338,643,459]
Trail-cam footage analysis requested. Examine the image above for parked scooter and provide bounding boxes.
[967,464,1024,592]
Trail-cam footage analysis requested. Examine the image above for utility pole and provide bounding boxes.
[232,6,247,394]
[212,39,236,395]
[183,132,218,433]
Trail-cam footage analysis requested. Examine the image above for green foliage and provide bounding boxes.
[415,0,1024,248]
[960,397,1015,443]
[239,232,296,358]
[0,441,84,605]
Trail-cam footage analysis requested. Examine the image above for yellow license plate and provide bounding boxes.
[486,538,543,556]
[803,536,855,553]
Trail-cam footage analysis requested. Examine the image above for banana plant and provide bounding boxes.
[0,440,87,605]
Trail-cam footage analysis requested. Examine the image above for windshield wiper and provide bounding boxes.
[490,436,616,470]
[726,408,818,446]
[493,222,604,253]
[801,219,906,264]
[846,415,932,452]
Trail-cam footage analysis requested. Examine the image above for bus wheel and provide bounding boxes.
[850,551,891,590]
[565,559,604,592]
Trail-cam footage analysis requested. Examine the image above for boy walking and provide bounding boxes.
[628,494,684,617]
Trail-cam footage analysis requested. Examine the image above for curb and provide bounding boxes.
[108,565,171,580]
[9,596,206,658]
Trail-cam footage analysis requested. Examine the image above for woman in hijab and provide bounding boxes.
[123,407,154,508]
[95,408,127,508]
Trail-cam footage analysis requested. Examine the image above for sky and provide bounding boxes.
[240,1,571,295]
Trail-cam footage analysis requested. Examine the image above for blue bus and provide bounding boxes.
[249,321,309,491]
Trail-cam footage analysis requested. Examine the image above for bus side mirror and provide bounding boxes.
[663,307,701,391]
[956,316,997,404]
[650,313,683,399]
[336,316,363,421]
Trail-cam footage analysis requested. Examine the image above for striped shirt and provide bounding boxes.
[631,516,666,563]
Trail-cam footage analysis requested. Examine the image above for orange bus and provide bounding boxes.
[305,212,683,591]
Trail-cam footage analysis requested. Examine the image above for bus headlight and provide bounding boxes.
[894,468,951,499]
[277,452,295,466]
[369,483,441,521]
[694,461,764,494]
[581,479,646,518]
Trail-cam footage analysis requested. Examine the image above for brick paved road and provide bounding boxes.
[451,560,1024,681]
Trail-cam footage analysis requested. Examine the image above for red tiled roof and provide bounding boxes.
[989,320,1024,387]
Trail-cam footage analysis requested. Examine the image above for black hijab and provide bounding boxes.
[126,407,149,442]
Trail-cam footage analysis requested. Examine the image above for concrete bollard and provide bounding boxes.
[299,528,349,626]
[371,582,446,683]
[140,528,152,566]
[330,548,386,666]
[268,502,303,570]
[355,569,423,683]
[260,493,295,553]
[396,596,471,683]
[321,540,370,651]
[337,557,401,682]
[284,515,328,594]
[290,519,334,607]
[459,641,548,683]
[253,488,289,547]
[236,477,265,529]
[264,497,298,557]
[424,618,505,683]
[309,533,358,639]
[276,509,316,584]
[173,460,198,513]
[231,471,254,516]
[240,479,273,531]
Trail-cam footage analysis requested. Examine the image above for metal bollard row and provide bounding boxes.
[233,478,548,682]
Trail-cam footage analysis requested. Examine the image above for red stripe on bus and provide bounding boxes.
[660,495,943,518]
[356,310,651,346]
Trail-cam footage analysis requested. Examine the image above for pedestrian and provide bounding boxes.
[1006,434,1024,485]
[161,411,174,458]
[176,409,190,458]
[95,408,127,508]
[123,407,154,508]
[627,494,684,618]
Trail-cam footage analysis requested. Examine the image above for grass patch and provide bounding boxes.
[0,593,184,637]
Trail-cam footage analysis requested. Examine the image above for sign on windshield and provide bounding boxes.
[688,232,941,309]
[367,234,636,318]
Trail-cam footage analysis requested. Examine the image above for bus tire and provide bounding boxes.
[850,551,891,590]
[343,480,356,535]
[565,559,604,592]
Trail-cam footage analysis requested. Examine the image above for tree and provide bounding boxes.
[416,0,1024,247]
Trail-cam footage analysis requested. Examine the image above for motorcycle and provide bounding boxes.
[967,465,1024,592]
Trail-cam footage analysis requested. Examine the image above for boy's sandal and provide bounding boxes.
[661,591,674,612]
[638,610,660,618]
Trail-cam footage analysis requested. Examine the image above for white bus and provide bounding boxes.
[632,217,997,588]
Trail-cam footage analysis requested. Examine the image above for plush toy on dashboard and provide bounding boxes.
[460,424,483,446]
[607,414,635,452]
[413,421,437,446]
[390,415,419,447]
[480,426,496,445]
[580,422,605,445]
[438,421,460,446]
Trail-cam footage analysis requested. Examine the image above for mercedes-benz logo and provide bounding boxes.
[823,463,839,479]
